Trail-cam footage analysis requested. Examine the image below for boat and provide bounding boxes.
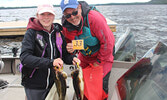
[0,52,8,93]
[0,18,117,37]
[0,58,4,72]
[114,28,136,62]
[0,19,137,100]
[111,42,167,100]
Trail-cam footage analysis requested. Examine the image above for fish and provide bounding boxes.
[53,67,67,100]
[71,63,84,100]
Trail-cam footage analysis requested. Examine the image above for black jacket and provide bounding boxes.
[20,17,75,89]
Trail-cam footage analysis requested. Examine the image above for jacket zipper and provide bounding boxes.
[45,31,54,89]
[53,43,56,57]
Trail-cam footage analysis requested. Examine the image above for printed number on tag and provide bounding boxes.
[72,39,84,50]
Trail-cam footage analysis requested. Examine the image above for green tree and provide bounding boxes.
[149,0,167,4]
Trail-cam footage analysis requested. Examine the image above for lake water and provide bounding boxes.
[0,5,167,59]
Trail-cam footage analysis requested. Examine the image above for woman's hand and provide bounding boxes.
[53,58,63,71]
[72,57,80,66]
[66,43,75,53]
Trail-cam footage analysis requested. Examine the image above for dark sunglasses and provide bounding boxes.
[64,10,78,19]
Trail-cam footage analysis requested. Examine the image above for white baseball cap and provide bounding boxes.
[37,4,55,15]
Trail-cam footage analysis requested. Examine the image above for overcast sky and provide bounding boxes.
[0,0,151,7]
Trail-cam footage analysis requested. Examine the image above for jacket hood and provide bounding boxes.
[27,17,63,33]
[61,1,91,31]
[27,17,48,31]
[79,1,91,17]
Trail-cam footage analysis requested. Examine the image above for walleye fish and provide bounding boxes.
[71,63,84,100]
[53,67,67,100]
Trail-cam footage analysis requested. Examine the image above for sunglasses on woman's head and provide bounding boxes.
[64,10,78,19]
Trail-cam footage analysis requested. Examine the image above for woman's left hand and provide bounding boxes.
[72,57,80,65]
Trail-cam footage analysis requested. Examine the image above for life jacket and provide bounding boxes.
[75,7,100,56]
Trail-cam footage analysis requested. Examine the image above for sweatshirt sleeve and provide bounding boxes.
[89,11,115,63]
[61,33,76,64]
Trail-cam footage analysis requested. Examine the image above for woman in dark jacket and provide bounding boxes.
[20,4,80,100]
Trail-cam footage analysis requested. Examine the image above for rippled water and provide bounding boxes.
[99,5,167,58]
[0,5,167,59]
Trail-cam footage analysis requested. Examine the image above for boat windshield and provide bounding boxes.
[117,42,167,100]
[114,28,136,62]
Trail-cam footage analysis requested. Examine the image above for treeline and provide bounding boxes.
[148,0,167,4]
[94,0,167,6]
[0,6,36,9]
[0,0,166,10]
[0,5,59,10]
[92,0,167,6]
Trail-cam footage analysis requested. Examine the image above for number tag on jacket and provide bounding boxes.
[72,39,84,50]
